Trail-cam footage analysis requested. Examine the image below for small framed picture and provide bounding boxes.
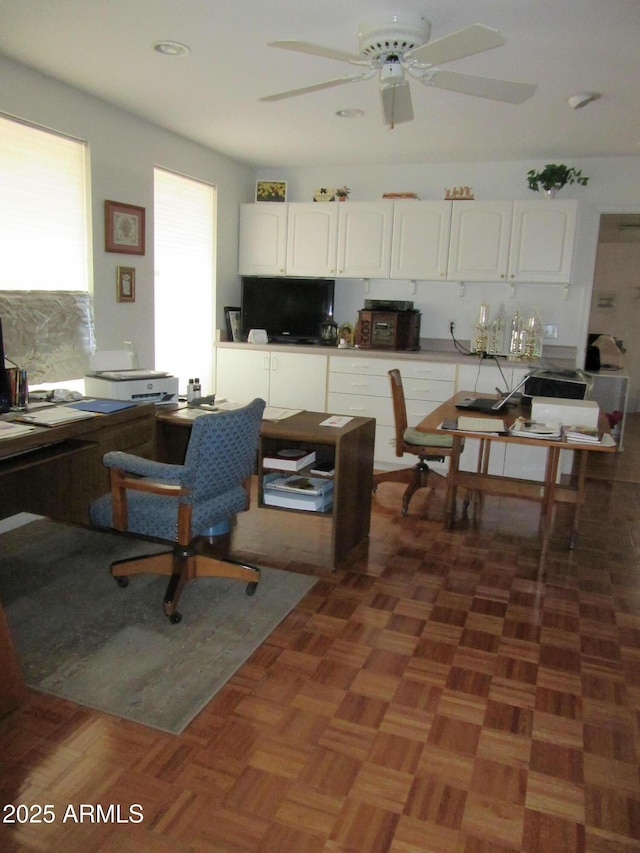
[255,180,287,203]
[105,200,146,254]
[224,306,241,341]
[116,266,136,302]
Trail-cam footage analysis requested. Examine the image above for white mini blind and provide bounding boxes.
[0,114,90,291]
[154,168,215,394]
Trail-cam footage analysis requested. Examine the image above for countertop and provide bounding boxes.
[216,338,578,372]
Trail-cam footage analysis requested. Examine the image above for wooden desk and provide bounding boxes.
[157,408,376,569]
[416,391,616,564]
[0,404,156,523]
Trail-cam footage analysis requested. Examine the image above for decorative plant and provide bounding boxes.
[527,164,589,192]
[335,185,350,199]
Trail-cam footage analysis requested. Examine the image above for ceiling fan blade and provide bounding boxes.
[381,80,414,128]
[268,40,363,65]
[406,24,505,67]
[425,69,536,104]
[260,74,365,102]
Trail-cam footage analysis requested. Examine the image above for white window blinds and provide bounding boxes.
[0,114,90,291]
[154,168,215,395]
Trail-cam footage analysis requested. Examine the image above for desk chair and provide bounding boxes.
[90,398,265,623]
[373,369,460,516]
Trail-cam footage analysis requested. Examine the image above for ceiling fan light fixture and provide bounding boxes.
[153,40,191,56]
[380,60,405,89]
[567,92,600,110]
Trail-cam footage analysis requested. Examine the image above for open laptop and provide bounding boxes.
[455,373,529,413]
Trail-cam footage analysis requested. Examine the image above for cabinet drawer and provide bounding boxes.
[328,392,442,427]
[330,355,456,382]
[329,371,454,402]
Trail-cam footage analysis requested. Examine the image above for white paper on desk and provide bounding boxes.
[0,421,37,439]
[320,415,353,428]
[262,407,302,421]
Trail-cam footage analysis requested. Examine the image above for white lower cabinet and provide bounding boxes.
[328,357,455,467]
[216,348,327,411]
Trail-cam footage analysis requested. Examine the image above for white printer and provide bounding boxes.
[84,369,179,404]
[84,348,179,405]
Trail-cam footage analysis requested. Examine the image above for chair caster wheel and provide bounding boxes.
[169,612,182,624]
[246,582,258,596]
[115,576,129,588]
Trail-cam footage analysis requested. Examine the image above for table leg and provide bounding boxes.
[539,446,560,567]
[445,436,464,528]
[570,450,589,549]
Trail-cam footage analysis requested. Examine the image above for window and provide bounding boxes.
[0,114,91,387]
[0,114,90,292]
[154,168,215,395]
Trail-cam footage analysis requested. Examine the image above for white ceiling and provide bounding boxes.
[0,0,638,168]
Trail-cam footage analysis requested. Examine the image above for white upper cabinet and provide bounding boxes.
[390,201,452,280]
[336,202,393,278]
[286,203,338,277]
[508,200,577,282]
[239,203,288,276]
[447,201,513,281]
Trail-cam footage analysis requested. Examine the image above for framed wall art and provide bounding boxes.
[116,266,136,302]
[255,181,287,203]
[105,200,146,255]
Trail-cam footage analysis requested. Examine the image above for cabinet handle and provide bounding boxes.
[271,357,278,371]
[263,356,269,371]
[350,382,369,387]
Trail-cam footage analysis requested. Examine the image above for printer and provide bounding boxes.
[85,348,179,405]
[84,369,179,404]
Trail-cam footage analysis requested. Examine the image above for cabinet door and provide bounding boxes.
[508,201,577,282]
[238,203,287,276]
[286,203,338,277]
[216,347,270,402]
[447,201,512,281]
[390,201,452,280]
[336,202,393,278]
[268,352,327,411]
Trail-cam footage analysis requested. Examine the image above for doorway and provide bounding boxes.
[588,213,640,413]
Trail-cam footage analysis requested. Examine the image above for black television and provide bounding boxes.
[240,277,335,344]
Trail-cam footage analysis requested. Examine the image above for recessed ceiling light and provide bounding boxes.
[336,109,365,119]
[153,41,191,56]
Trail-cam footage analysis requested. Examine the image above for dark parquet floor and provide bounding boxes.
[1,416,640,852]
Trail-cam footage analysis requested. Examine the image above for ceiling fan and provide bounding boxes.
[260,14,536,128]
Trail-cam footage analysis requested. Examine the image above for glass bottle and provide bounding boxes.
[524,306,543,359]
[470,303,490,354]
[509,306,524,356]
[488,303,507,355]
[0,319,11,414]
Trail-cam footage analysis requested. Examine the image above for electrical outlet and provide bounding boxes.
[543,324,558,340]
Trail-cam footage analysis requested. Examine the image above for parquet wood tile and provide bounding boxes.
[3,416,640,851]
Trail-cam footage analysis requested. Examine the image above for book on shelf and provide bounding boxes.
[263,474,334,497]
[562,424,602,444]
[309,460,335,477]
[510,418,562,440]
[262,448,316,471]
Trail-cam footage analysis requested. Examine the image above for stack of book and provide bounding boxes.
[510,419,562,440]
[263,473,333,512]
[262,448,316,471]
[562,425,602,444]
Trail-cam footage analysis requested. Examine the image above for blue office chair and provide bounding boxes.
[90,398,265,623]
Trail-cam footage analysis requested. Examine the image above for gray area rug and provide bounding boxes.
[0,520,316,734]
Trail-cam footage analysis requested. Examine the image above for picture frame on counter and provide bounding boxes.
[255,180,286,203]
[224,306,241,342]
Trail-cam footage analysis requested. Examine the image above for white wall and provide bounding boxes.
[0,55,254,370]
[257,160,640,364]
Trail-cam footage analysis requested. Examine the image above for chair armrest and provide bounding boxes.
[102,451,185,482]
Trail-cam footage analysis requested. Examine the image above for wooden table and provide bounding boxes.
[157,408,376,569]
[415,391,617,564]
